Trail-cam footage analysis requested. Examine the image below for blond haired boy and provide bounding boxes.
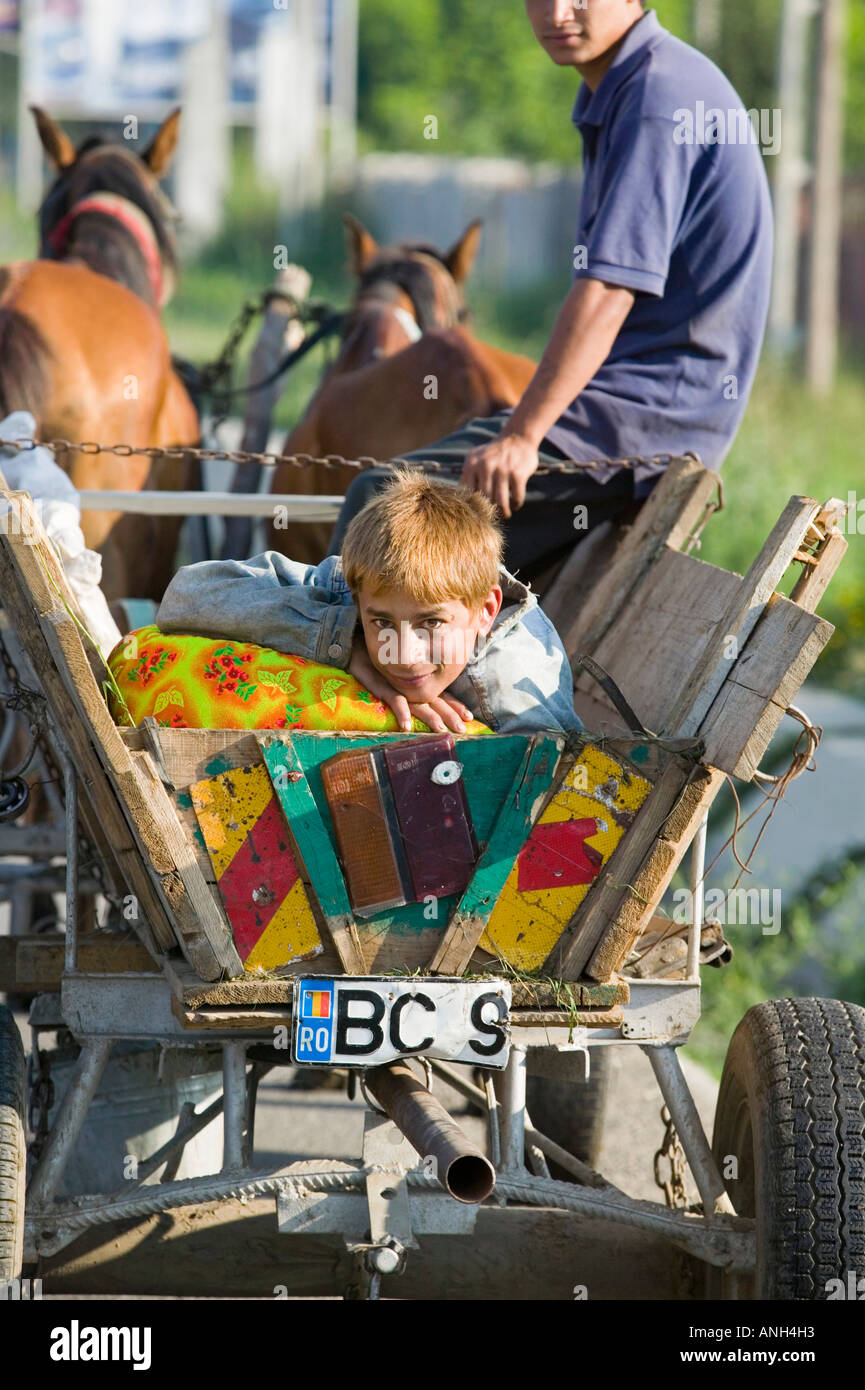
[157,472,583,736]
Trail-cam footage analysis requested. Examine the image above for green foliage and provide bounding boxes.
[685,845,865,1078]
[358,0,865,172]
[358,0,582,162]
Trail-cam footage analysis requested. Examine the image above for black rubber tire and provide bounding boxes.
[711,997,865,1300]
[0,1005,26,1282]
[526,1047,613,1174]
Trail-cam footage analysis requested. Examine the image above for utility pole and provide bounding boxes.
[174,0,230,248]
[15,0,44,213]
[768,0,819,352]
[692,0,722,55]
[805,0,846,393]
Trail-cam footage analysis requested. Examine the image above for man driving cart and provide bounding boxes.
[331,0,774,584]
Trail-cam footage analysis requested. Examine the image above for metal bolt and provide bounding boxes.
[370,1245,401,1275]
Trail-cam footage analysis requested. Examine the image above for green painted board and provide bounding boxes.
[260,732,536,938]
[259,734,352,920]
[450,735,563,928]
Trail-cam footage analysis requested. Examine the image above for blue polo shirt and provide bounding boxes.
[541,9,773,496]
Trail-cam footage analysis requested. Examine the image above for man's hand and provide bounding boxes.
[348,634,473,734]
[461,431,539,518]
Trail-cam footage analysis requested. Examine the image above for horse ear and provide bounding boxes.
[343,213,380,276]
[444,219,483,284]
[30,107,76,170]
[142,108,181,177]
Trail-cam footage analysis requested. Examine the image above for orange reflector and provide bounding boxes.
[321,749,409,915]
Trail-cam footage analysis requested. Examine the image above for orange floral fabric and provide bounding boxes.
[106,625,491,735]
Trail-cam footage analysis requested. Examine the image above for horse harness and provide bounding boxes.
[355,250,468,342]
[41,146,178,308]
[46,190,173,307]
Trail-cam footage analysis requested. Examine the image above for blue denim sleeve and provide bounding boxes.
[156,552,358,667]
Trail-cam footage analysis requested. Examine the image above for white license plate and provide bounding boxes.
[292,976,511,1069]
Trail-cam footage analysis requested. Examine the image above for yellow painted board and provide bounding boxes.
[479,745,653,971]
[191,762,322,971]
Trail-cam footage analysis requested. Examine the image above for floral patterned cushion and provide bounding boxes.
[106,625,491,734]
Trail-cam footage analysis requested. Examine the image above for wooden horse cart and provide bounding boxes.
[0,455,862,1301]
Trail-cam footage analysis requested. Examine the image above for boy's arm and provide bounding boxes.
[156,552,357,668]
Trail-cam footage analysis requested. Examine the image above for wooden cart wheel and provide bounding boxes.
[0,1004,26,1283]
[710,997,865,1300]
[526,1048,613,1174]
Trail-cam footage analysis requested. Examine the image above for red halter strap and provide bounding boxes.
[47,191,168,306]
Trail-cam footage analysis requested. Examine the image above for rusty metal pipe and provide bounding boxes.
[364,1061,496,1204]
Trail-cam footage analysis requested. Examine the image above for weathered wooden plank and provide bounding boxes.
[0,504,243,979]
[258,733,367,974]
[190,762,323,971]
[586,767,726,981]
[170,996,295,1032]
[511,1006,624,1028]
[552,456,719,671]
[663,495,822,738]
[0,935,160,992]
[578,549,742,732]
[699,593,834,780]
[789,507,848,613]
[0,542,176,955]
[129,749,244,978]
[479,744,652,971]
[540,519,624,636]
[428,736,563,975]
[547,757,697,980]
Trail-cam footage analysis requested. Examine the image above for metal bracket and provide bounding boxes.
[362,1112,418,1251]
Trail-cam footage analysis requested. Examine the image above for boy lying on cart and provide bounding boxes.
[148,471,582,738]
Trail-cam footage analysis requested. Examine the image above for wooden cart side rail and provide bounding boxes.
[0,483,243,980]
[544,455,720,672]
[541,492,845,983]
[546,762,725,982]
[0,542,176,959]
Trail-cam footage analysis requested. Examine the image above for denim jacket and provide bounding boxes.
[156,551,584,737]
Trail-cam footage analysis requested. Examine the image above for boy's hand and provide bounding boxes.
[349,636,473,735]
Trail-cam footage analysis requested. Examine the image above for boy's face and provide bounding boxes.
[357,583,503,705]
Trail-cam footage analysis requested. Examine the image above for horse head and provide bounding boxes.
[338,213,483,365]
[32,107,182,310]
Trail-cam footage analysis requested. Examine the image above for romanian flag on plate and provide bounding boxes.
[305,990,332,1019]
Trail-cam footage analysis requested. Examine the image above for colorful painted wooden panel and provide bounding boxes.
[190,762,322,971]
[268,732,532,939]
[478,744,653,971]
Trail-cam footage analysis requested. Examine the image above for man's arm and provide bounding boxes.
[462,276,635,517]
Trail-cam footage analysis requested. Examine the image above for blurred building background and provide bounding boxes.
[1,0,862,376]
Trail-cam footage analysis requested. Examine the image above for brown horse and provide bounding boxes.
[0,107,198,601]
[266,214,536,563]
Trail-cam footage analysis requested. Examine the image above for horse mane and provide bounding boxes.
[38,136,179,285]
[357,245,468,333]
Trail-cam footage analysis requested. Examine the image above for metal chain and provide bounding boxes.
[0,434,693,478]
[194,290,343,401]
[653,1104,689,1209]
